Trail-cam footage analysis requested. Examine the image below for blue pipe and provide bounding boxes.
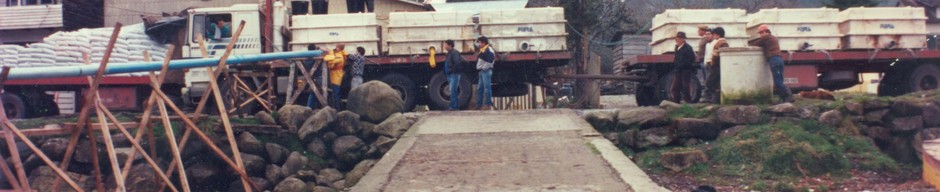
[4,50,323,80]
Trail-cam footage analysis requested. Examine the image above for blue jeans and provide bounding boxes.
[447,74,461,110]
[330,84,341,109]
[769,56,791,98]
[476,69,493,107]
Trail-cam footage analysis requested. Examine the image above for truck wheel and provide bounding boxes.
[427,72,471,110]
[909,64,940,92]
[1,93,26,119]
[380,73,416,112]
[635,86,655,106]
[652,71,672,105]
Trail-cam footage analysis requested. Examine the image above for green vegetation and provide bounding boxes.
[721,89,773,105]
[632,120,899,183]
[667,105,711,119]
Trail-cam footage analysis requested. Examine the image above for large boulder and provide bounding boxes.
[818,110,843,128]
[228,177,272,192]
[237,132,266,156]
[299,107,338,141]
[659,149,708,172]
[186,161,223,186]
[891,116,924,132]
[241,153,267,175]
[73,139,103,164]
[885,135,918,163]
[281,152,309,176]
[616,107,669,129]
[347,81,405,123]
[256,111,278,125]
[333,136,368,163]
[373,136,398,154]
[716,106,762,125]
[345,159,378,188]
[845,101,865,115]
[277,105,315,133]
[40,138,69,161]
[865,109,890,124]
[863,99,891,110]
[359,121,377,141]
[719,125,747,139]
[273,178,308,192]
[29,166,94,192]
[306,137,330,158]
[636,127,675,149]
[374,113,415,138]
[317,168,345,186]
[923,103,940,127]
[584,110,618,132]
[674,118,720,140]
[113,147,142,167]
[265,164,285,185]
[862,126,892,142]
[266,143,290,165]
[891,99,923,117]
[766,103,797,116]
[333,111,362,136]
[659,100,682,111]
[107,164,157,191]
[313,186,338,192]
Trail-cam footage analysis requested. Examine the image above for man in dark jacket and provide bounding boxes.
[475,36,496,110]
[444,39,467,110]
[705,27,729,104]
[670,32,696,103]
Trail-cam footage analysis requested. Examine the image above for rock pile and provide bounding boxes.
[0,81,417,191]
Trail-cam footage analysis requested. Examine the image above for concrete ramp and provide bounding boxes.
[351,109,668,192]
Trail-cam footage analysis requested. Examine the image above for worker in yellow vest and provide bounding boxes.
[323,44,348,109]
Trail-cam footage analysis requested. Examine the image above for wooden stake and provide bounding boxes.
[156,97,191,192]
[0,66,29,192]
[53,22,123,192]
[298,60,327,106]
[0,149,22,191]
[119,47,173,179]
[206,48,252,192]
[97,102,178,192]
[2,121,84,192]
[94,102,125,192]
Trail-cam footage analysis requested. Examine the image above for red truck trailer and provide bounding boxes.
[627,49,940,106]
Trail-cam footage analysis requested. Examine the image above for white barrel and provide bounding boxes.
[719,47,773,105]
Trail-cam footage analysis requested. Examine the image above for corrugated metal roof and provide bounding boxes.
[0,4,63,30]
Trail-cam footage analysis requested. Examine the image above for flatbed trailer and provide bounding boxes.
[1,76,161,119]
[627,49,940,106]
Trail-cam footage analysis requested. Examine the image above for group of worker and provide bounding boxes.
[305,36,497,111]
[670,24,794,104]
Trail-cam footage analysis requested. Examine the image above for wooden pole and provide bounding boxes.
[0,139,22,191]
[146,76,261,191]
[1,121,84,192]
[206,51,252,192]
[156,96,192,192]
[298,60,327,106]
[53,22,123,192]
[118,46,174,178]
[97,102,179,192]
[93,103,126,192]
[192,20,247,118]
[0,66,29,191]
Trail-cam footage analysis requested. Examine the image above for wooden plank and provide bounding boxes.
[0,66,29,192]
[93,103,126,192]
[0,153,23,191]
[0,122,139,138]
[2,121,84,192]
[53,23,123,192]
[156,98,191,192]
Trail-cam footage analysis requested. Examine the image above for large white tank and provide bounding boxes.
[747,8,843,51]
[839,7,928,49]
[719,47,773,105]
[649,9,749,55]
[478,7,567,52]
[290,13,381,56]
[386,11,475,55]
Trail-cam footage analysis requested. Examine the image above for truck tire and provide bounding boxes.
[1,93,26,119]
[427,71,471,110]
[909,64,940,92]
[635,86,656,106]
[380,73,416,112]
[653,71,701,105]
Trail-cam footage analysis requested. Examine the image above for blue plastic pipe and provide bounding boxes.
[4,50,323,80]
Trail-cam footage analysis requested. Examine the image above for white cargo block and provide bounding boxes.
[747,8,843,50]
[291,13,381,56]
[387,11,475,55]
[839,7,928,49]
[651,9,748,42]
[479,8,567,52]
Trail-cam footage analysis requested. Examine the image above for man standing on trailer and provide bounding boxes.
[348,47,366,89]
[444,39,468,110]
[748,25,794,103]
[475,36,496,110]
[670,32,695,103]
[323,44,348,109]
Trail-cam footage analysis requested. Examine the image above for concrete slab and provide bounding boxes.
[351,109,668,192]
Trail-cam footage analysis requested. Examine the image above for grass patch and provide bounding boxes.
[667,105,711,119]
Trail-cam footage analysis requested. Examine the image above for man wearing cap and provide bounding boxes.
[749,25,794,103]
[670,32,696,103]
